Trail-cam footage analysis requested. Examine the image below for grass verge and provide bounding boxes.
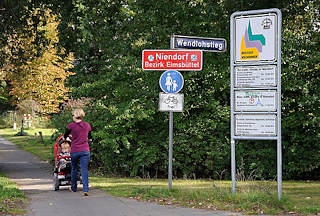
[1,127,320,215]
[90,177,320,215]
[0,128,57,162]
[0,173,27,215]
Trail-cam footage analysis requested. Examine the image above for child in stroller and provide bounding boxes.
[53,135,77,191]
[59,139,71,170]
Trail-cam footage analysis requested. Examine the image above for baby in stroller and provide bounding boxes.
[53,135,72,191]
[59,140,71,169]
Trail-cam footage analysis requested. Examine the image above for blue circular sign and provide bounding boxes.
[159,70,184,93]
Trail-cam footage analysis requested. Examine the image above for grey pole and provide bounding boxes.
[277,138,282,200]
[276,8,282,201]
[230,12,236,195]
[168,36,174,190]
[277,8,282,200]
[231,139,236,194]
[13,112,17,130]
[168,111,173,189]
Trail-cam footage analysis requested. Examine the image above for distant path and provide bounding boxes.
[0,135,240,216]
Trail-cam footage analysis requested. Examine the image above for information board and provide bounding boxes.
[235,90,277,112]
[230,8,282,200]
[235,65,277,87]
[230,8,281,139]
[234,13,278,63]
[235,114,277,136]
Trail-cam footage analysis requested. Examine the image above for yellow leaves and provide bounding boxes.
[132,37,150,48]
[1,7,75,114]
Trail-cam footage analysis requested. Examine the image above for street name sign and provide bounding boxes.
[142,50,202,71]
[170,35,226,52]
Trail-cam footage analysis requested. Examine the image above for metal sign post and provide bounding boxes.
[142,42,203,190]
[159,70,184,190]
[159,92,184,189]
[230,8,282,200]
[13,112,17,131]
[168,111,173,189]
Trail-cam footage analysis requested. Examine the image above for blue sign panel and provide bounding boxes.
[171,35,226,52]
[159,70,184,93]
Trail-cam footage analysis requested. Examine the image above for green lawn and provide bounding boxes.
[90,177,320,215]
[0,173,27,215]
[0,127,319,215]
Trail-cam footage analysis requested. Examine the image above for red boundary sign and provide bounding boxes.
[142,50,202,71]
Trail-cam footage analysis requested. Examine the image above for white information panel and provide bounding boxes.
[235,114,277,136]
[234,13,278,63]
[231,9,282,200]
[235,65,277,87]
[235,90,277,112]
[159,93,184,112]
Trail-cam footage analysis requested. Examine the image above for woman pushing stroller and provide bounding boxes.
[64,108,92,196]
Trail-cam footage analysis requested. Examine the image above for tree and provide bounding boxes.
[0,0,51,67]
[1,8,74,114]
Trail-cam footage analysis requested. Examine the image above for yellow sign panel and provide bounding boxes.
[240,36,259,60]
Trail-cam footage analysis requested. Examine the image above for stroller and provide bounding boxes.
[53,135,81,191]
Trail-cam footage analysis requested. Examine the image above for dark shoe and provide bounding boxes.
[69,187,76,192]
[83,192,88,196]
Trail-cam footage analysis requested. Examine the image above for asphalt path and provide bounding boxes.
[0,135,241,216]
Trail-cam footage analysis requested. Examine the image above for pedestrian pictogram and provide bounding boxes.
[159,70,184,93]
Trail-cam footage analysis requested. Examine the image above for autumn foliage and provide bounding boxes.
[1,8,74,114]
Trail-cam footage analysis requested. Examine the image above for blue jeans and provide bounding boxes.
[71,151,90,192]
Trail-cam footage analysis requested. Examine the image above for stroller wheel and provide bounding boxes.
[53,173,60,191]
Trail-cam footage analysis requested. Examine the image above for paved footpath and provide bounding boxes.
[0,135,242,216]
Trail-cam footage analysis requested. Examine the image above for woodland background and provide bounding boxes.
[0,0,319,180]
